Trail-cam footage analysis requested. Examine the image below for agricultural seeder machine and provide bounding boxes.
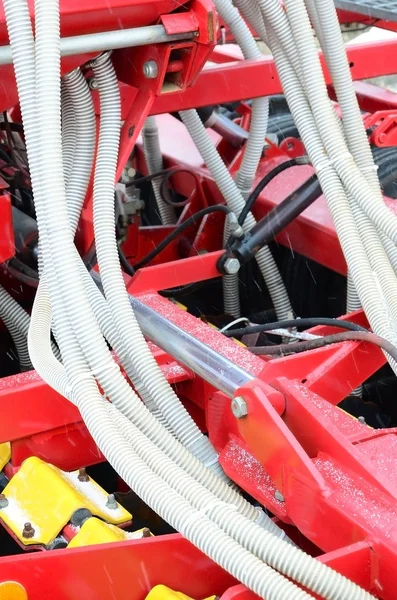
[1,0,397,598]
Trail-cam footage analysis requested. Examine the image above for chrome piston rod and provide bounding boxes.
[129,296,254,397]
[91,271,253,397]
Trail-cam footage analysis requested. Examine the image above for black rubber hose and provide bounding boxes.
[249,331,397,363]
[223,317,368,338]
[133,205,231,270]
[238,157,311,226]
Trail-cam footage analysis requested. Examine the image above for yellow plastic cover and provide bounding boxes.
[68,516,150,548]
[146,586,216,600]
[0,443,11,470]
[0,456,131,546]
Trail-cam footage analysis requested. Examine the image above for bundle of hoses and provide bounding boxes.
[3,0,376,598]
[229,0,397,377]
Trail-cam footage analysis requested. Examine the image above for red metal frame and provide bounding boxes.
[2,3,397,599]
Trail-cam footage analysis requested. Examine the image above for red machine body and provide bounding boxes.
[1,2,397,599]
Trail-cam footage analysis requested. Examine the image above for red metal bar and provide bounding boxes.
[151,38,397,114]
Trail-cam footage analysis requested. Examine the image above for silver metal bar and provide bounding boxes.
[0,25,195,66]
[91,271,253,396]
[129,296,254,397]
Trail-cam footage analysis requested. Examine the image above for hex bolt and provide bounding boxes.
[224,257,240,275]
[22,522,35,539]
[143,60,158,79]
[274,490,285,503]
[78,467,89,482]
[88,77,98,90]
[0,493,8,509]
[142,527,151,538]
[358,416,366,424]
[231,396,248,419]
[106,493,118,510]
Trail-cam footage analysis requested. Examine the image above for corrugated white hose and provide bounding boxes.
[213,0,275,318]
[61,82,75,184]
[0,285,32,370]
[282,0,397,323]
[33,66,95,362]
[232,0,268,42]
[265,26,397,374]
[63,67,96,232]
[142,116,176,224]
[90,54,225,477]
[283,0,397,246]
[180,109,292,320]
[222,221,241,317]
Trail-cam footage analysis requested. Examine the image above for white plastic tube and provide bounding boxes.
[90,53,224,475]
[63,67,96,232]
[142,116,176,224]
[0,285,32,370]
[61,82,76,185]
[180,109,292,321]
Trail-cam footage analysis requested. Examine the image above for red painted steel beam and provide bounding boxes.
[151,38,397,114]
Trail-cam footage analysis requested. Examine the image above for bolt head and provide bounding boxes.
[22,522,35,539]
[224,257,240,275]
[78,468,89,482]
[106,494,118,510]
[88,78,98,90]
[143,60,158,79]
[274,490,285,502]
[0,493,8,509]
[231,396,248,419]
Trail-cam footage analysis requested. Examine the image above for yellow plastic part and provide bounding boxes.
[0,443,11,470]
[67,516,150,548]
[0,457,131,547]
[0,582,27,600]
[145,586,216,600]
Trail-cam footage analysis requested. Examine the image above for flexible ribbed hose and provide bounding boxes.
[180,109,292,321]
[63,68,96,232]
[233,0,268,42]
[0,285,32,370]
[212,0,275,317]
[142,116,176,224]
[222,221,241,317]
[90,54,224,476]
[61,82,76,185]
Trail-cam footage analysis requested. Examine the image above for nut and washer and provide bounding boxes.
[231,396,248,419]
[224,257,240,275]
[22,522,35,539]
[78,467,89,482]
[0,493,8,509]
[106,493,118,510]
[143,60,158,79]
